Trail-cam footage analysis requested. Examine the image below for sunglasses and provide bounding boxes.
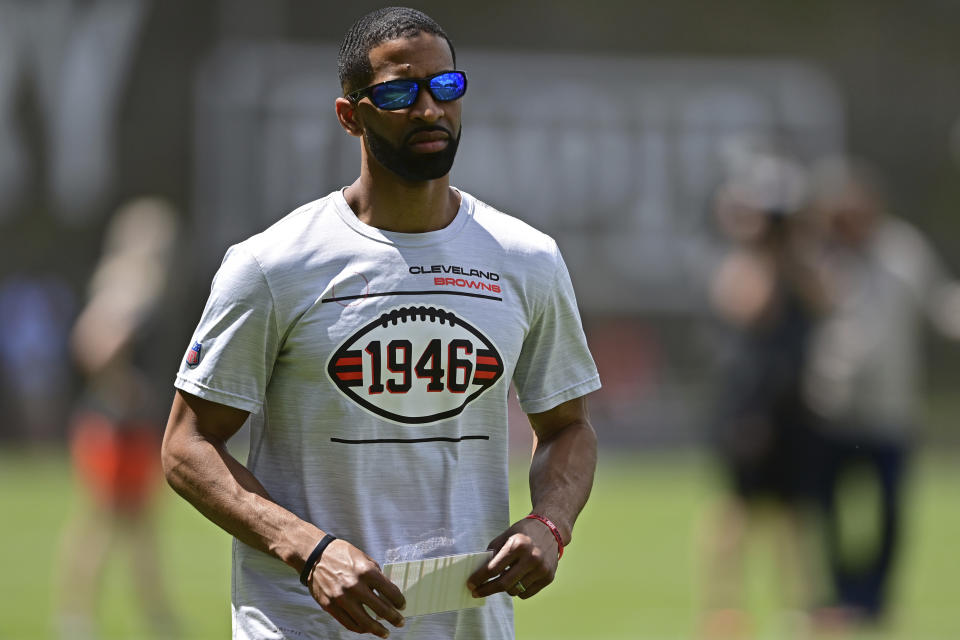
[347,70,467,111]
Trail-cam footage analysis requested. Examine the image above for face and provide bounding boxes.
[714,188,771,245]
[819,183,880,247]
[352,33,462,182]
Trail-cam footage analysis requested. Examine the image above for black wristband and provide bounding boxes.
[299,534,337,587]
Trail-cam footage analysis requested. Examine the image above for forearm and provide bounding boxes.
[162,429,321,573]
[528,419,597,545]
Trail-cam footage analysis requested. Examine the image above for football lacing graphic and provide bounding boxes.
[327,304,504,425]
[378,306,457,327]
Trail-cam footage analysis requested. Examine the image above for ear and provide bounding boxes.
[335,97,364,138]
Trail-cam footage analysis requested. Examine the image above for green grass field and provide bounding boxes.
[1,448,958,639]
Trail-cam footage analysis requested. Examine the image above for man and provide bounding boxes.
[700,153,826,637]
[162,7,600,640]
[804,156,960,626]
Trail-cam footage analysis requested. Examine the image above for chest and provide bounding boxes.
[271,252,532,424]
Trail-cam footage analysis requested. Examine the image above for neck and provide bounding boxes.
[344,153,460,233]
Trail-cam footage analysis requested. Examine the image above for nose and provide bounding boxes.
[410,86,444,123]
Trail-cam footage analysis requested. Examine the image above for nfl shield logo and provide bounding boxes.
[186,341,202,367]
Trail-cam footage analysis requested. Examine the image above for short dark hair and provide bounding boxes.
[337,7,456,95]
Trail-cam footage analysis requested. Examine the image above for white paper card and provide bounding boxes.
[382,551,493,618]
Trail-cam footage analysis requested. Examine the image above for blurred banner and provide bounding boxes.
[194,43,843,314]
[6,2,959,449]
[0,0,149,225]
[192,43,844,445]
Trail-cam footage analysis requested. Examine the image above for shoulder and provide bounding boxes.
[208,192,342,301]
[874,215,942,288]
[459,190,560,260]
[874,215,937,268]
[876,216,930,254]
[232,192,341,272]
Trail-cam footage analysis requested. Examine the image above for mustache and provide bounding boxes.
[403,125,455,145]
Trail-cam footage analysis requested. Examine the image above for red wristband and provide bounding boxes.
[525,514,564,560]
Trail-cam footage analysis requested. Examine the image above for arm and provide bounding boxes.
[527,394,598,547]
[929,282,960,341]
[467,395,597,599]
[709,250,775,328]
[162,389,405,638]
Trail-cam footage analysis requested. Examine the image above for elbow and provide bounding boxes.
[160,437,177,488]
[160,429,188,492]
[578,420,599,466]
[550,417,598,449]
[580,418,598,446]
[539,417,596,447]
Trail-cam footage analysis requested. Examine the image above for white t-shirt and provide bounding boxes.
[175,188,601,640]
[803,216,952,439]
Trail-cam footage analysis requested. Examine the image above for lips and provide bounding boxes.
[406,129,450,152]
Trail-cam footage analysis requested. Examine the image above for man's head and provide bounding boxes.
[335,8,463,183]
[337,7,456,97]
[810,156,885,247]
[714,152,809,245]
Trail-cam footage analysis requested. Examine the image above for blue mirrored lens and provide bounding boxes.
[430,72,466,101]
[371,81,419,109]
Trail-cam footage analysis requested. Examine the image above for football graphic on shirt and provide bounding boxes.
[327,305,505,424]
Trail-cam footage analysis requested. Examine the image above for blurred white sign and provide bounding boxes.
[0,0,148,223]
[194,43,843,313]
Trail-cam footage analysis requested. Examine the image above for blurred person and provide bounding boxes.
[162,7,600,640]
[699,152,829,639]
[0,273,74,440]
[56,196,180,640]
[804,156,960,628]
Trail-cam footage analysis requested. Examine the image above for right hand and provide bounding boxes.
[306,539,406,638]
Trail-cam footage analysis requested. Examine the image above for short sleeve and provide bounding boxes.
[512,242,601,414]
[174,245,280,413]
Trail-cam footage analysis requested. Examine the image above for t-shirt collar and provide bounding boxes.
[333,187,472,248]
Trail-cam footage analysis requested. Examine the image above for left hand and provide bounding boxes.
[466,518,561,600]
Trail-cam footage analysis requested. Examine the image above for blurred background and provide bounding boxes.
[1,1,959,639]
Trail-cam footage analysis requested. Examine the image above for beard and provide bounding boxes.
[365,125,461,182]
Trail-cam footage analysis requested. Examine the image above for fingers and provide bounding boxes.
[484,558,553,599]
[340,596,393,639]
[513,572,551,599]
[467,534,518,593]
[465,530,509,586]
[309,541,405,637]
[467,524,560,600]
[504,575,526,597]
[322,583,404,638]
[362,583,406,629]
[323,603,364,634]
[469,533,554,598]
[367,571,407,612]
